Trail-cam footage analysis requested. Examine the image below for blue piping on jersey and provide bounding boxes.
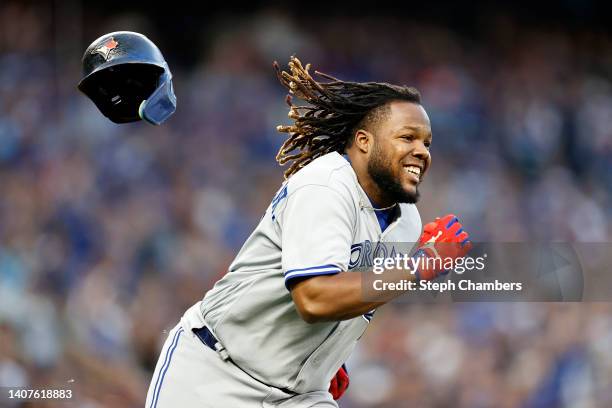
[284,264,340,275]
[285,270,341,290]
[285,268,341,280]
[150,328,183,408]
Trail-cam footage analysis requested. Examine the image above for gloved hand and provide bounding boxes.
[328,364,349,400]
[414,214,472,280]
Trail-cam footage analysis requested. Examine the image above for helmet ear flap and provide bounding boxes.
[138,65,177,125]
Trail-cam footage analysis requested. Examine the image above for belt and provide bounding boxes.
[192,326,230,361]
[193,326,296,395]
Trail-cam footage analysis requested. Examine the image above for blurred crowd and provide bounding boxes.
[1,2,611,407]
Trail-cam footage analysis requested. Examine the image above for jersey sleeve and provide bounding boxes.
[278,184,355,290]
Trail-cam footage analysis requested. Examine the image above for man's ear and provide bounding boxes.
[354,129,372,154]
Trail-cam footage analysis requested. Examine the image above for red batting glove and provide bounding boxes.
[328,364,349,400]
[414,214,472,281]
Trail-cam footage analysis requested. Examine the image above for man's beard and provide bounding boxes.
[367,143,420,204]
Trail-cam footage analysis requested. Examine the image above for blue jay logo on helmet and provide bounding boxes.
[92,37,118,61]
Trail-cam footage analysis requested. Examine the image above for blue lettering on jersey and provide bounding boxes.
[349,240,399,269]
[270,185,288,221]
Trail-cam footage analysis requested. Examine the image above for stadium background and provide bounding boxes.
[1,1,611,406]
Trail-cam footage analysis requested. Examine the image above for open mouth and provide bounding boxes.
[403,164,422,182]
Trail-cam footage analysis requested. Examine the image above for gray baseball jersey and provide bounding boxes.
[183,151,422,394]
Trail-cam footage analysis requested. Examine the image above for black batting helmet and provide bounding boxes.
[77,31,176,125]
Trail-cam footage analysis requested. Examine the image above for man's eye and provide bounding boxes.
[425,142,432,148]
[401,135,414,141]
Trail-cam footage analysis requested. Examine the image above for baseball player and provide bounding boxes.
[145,57,471,407]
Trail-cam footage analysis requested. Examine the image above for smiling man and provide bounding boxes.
[146,57,471,408]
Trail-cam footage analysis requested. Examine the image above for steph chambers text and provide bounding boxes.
[372,279,523,292]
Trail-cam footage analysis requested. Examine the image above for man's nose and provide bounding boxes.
[412,141,430,160]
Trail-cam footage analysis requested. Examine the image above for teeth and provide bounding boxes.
[404,166,421,176]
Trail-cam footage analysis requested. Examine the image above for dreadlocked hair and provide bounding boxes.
[273,56,421,179]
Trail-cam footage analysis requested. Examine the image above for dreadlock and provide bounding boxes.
[274,56,422,178]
